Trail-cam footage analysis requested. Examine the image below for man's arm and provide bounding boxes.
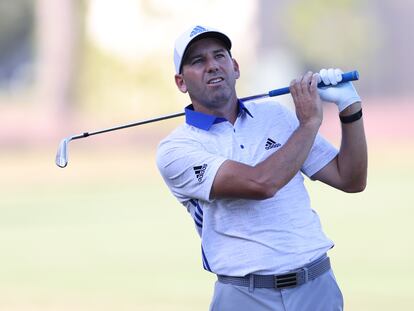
[310,68,367,192]
[211,72,322,200]
[311,101,367,192]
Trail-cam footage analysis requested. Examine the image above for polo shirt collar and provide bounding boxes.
[185,100,253,131]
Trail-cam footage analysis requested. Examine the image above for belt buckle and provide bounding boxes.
[274,271,298,289]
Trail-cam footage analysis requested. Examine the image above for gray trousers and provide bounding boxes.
[210,269,343,311]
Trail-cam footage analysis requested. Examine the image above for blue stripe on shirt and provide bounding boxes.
[190,200,211,271]
[196,204,203,216]
[191,199,203,215]
[194,218,202,228]
[201,246,212,272]
[190,199,203,226]
[194,211,203,222]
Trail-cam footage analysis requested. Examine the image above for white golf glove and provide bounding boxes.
[318,68,361,112]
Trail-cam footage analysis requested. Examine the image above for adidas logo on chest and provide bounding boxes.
[265,138,281,150]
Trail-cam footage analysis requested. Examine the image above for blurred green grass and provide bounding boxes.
[0,144,413,310]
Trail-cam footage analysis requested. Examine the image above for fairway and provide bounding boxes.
[0,143,413,310]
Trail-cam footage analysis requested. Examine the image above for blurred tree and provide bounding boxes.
[35,0,81,115]
[283,0,378,70]
[258,0,414,96]
[374,0,414,96]
[257,0,387,96]
[0,0,34,91]
[78,40,178,119]
[77,0,182,119]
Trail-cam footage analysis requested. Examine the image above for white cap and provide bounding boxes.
[174,25,232,74]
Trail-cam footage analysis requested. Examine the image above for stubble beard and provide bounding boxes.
[191,81,236,111]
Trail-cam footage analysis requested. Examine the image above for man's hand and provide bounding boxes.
[290,71,323,128]
[317,68,361,112]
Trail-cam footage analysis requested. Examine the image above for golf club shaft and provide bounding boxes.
[56,70,359,168]
[73,70,359,139]
[70,112,185,141]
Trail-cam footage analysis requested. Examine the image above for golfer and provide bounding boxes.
[156,25,367,311]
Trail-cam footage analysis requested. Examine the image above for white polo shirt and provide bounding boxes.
[156,100,338,276]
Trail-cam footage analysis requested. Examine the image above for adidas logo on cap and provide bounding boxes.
[265,138,281,150]
[193,164,207,183]
[190,26,207,37]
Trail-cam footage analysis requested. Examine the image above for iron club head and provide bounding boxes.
[55,138,70,168]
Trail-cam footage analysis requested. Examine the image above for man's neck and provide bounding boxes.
[192,96,239,124]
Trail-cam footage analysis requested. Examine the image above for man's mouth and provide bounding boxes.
[207,77,224,85]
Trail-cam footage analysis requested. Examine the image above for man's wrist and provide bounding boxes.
[339,101,362,116]
[299,119,322,132]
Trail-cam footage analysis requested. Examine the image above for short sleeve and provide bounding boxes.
[156,137,227,203]
[302,134,338,177]
[277,104,338,178]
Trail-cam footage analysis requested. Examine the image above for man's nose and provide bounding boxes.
[206,56,219,72]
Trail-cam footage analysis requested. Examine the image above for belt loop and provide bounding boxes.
[248,274,254,293]
[303,267,309,283]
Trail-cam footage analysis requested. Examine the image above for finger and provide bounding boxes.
[300,71,313,93]
[316,73,321,84]
[335,68,343,82]
[327,68,337,85]
[319,68,330,85]
[310,73,319,92]
[289,79,298,98]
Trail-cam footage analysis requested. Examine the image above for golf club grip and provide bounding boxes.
[268,70,359,98]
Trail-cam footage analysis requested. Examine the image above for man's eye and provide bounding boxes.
[216,53,225,59]
[192,58,203,65]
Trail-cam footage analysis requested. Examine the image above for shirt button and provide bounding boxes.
[240,144,244,149]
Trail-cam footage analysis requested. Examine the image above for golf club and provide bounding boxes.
[55,70,359,168]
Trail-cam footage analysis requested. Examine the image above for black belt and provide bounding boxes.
[217,255,330,290]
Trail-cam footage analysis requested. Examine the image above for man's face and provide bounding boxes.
[175,38,240,110]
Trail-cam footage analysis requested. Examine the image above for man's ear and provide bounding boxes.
[175,74,188,93]
[232,59,240,79]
